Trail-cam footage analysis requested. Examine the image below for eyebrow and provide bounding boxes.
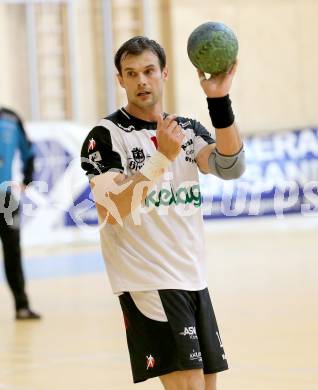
[123,64,156,72]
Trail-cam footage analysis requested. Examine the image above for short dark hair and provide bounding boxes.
[114,36,166,74]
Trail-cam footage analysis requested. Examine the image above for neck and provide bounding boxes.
[125,102,163,122]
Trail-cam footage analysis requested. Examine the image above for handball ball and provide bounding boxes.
[187,21,238,75]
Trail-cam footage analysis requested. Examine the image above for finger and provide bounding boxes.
[171,124,182,136]
[197,69,206,82]
[228,59,238,76]
[163,114,178,129]
[172,126,185,144]
[215,72,227,82]
[176,130,185,143]
[156,113,167,134]
[156,113,163,127]
[166,120,179,134]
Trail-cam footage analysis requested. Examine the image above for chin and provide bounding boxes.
[137,100,155,109]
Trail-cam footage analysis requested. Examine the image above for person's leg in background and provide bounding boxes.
[0,197,41,320]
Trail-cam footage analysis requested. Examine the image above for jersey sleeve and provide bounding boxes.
[192,120,215,158]
[81,125,127,180]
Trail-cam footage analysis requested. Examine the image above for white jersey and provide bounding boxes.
[81,108,215,294]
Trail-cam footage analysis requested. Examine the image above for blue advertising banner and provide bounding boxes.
[200,127,318,218]
[17,124,318,247]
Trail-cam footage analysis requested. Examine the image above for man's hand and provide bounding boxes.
[197,60,238,98]
[156,114,185,161]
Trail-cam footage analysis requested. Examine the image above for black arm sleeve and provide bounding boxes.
[81,126,125,180]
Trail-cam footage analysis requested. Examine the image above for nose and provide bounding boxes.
[137,73,147,86]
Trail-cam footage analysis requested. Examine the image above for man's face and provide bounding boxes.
[117,50,168,110]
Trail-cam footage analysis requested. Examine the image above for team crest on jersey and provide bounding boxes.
[182,138,195,163]
[128,147,149,171]
[88,138,96,152]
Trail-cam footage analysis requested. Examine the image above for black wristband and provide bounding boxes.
[207,95,235,129]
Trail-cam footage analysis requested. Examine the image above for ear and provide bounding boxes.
[117,73,125,88]
[162,66,168,81]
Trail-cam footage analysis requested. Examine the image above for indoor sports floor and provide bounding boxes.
[0,216,317,390]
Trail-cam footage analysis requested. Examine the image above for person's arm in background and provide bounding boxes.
[195,61,246,179]
[17,114,34,188]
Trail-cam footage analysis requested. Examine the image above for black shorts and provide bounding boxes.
[119,288,228,383]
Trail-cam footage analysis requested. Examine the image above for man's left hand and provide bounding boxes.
[197,60,238,98]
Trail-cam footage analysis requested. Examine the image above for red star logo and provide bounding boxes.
[88,138,96,152]
[146,354,156,369]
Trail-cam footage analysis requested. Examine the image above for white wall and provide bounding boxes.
[1,0,317,134]
[169,0,318,134]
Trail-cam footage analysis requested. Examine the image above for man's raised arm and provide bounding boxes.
[90,114,184,225]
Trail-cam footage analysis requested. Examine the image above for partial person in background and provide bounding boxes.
[0,107,41,320]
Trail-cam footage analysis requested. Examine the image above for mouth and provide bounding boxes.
[136,91,151,97]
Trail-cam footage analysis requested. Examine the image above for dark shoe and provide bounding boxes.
[16,308,42,320]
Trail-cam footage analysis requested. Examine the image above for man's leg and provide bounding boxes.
[160,368,205,390]
[159,371,217,390]
[204,373,217,390]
